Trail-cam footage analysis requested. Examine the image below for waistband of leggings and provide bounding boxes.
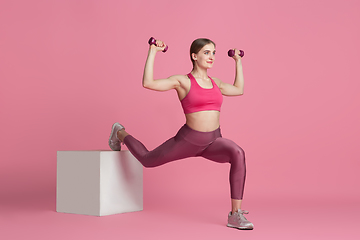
[177,124,221,146]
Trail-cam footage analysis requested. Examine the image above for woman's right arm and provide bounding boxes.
[142,40,180,91]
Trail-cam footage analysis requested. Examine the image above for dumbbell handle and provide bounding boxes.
[148,37,168,53]
[228,49,244,58]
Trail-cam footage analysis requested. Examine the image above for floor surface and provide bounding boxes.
[2,193,359,240]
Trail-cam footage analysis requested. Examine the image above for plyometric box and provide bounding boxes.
[57,150,143,216]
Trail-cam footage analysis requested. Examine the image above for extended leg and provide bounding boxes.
[118,128,199,168]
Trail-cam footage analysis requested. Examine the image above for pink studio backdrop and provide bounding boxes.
[1,0,359,210]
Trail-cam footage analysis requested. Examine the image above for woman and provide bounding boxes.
[108,38,253,230]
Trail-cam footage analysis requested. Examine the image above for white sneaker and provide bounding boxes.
[227,209,254,230]
[108,122,125,151]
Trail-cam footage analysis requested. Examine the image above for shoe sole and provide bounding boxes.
[227,223,254,230]
[109,123,121,151]
[109,123,119,141]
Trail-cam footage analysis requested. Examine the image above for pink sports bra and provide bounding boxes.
[180,73,223,114]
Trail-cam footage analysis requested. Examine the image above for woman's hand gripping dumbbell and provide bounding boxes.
[148,37,168,53]
[228,49,244,58]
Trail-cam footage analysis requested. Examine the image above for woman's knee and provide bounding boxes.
[229,145,245,165]
[137,156,161,168]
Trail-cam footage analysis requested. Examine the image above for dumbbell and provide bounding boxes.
[228,49,244,58]
[148,37,168,53]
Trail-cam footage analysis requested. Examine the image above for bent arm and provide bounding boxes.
[142,46,180,91]
[233,58,244,95]
[215,51,244,96]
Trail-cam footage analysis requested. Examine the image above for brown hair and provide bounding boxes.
[190,38,216,67]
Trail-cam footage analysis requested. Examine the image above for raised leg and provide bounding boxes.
[119,130,200,168]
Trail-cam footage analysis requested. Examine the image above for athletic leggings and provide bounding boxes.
[123,124,246,200]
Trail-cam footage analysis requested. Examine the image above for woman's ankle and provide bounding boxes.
[117,130,129,142]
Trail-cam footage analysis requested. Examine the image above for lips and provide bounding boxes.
[207,61,213,64]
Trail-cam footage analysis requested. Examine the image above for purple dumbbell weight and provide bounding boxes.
[228,49,244,58]
[148,37,168,53]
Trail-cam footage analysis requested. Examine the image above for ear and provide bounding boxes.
[191,53,197,61]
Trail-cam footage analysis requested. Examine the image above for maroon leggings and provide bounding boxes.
[123,124,246,200]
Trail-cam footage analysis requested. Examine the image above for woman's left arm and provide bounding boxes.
[214,49,244,96]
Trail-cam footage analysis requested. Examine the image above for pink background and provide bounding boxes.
[1,0,359,239]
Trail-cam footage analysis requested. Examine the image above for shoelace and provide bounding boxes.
[109,139,120,145]
[237,210,249,214]
[235,210,250,221]
[110,138,125,146]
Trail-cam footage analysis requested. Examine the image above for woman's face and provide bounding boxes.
[192,43,216,69]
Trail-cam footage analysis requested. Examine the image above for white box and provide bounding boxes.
[56,150,143,216]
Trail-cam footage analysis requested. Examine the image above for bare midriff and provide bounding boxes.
[185,110,220,132]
